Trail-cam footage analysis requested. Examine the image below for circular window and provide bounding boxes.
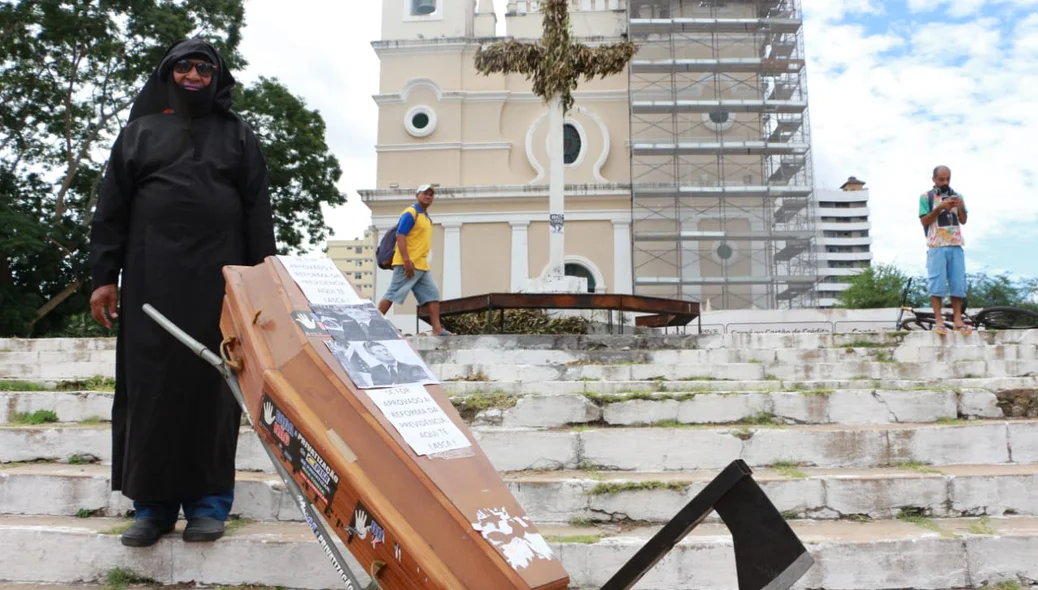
[703,111,735,132]
[716,242,734,260]
[405,106,436,138]
[563,123,582,165]
[710,240,739,265]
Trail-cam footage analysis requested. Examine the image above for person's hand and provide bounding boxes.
[940,198,958,211]
[89,285,119,329]
[403,259,415,278]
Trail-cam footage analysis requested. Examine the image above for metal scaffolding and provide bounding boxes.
[626,0,819,310]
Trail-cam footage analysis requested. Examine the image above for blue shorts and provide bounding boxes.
[926,246,966,298]
[381,266,440,305]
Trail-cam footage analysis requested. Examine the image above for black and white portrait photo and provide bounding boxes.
[312,303,401,343]
[324,339,438,390]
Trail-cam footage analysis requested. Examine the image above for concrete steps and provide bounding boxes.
[5,462,1038,524]
[5,382,1036,427]
[2,332,1038,589]
[3,420,1037,472]
[1,514,1036,590]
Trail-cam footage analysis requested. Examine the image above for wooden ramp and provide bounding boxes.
[217,256,570,590]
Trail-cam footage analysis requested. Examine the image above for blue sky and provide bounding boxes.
[802,0,1038,281]
[234,0,1038,282]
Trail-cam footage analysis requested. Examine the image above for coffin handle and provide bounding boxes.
[220,336,244,373]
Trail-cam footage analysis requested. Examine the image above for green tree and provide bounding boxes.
[0,1,345,337]
[233,77,346,252]
[965,271,1038,312]
[835,263,925,309]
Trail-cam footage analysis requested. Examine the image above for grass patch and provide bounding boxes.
[103,567,155,590]
[0,380,52,392]
[770,462,807,479]
[874,350,896,363]
[894,461,942,474]
[802,388,834,396]
[81,415,106,424]
[68,453,99,464]
[982,582,1022,590]
[76,508,101,518]
[781,510,800,520]
[586,480,688,496]
[583,391,697,405]
[225,517,253,535]
[968,516,996,535]
[101,519,134,535]
[57,376,116,392]
[678,376,719,382]
[447,370,490,382]
[9,409,59,425]
[843,340,889,349]
[568,516,596,528]
[450,391,517,421]
[897,508,957,537]
[743,412,778,425]
[731,427,754,441]
[547,534,604,544]
[937,417,966,425]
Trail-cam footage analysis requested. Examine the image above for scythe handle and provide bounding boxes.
[142,304,226,370]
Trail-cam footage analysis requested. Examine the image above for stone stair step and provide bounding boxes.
[4,420,1037,473]
[6,386,1025,427]
[441,376,1038,396]
[428,359,1038,383]
[418,343,1038,366]
[1,514,1036,590]
[5,462,1038,525]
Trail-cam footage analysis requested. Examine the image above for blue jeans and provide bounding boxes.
[133,488,234,525]
[381,266,440,305]
[926,246,966,298]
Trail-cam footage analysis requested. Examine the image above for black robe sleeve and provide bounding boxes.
[239,124,277,264]
[89,129,133,289]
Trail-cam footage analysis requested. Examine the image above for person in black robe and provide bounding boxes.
[88,38,277,547]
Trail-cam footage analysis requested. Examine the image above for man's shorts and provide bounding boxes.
[381,266,440,305]
[926,246,966,298]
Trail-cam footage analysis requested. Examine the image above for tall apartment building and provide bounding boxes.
[627,0,820,310]
[813,176,873,307]
[327,228,379,301]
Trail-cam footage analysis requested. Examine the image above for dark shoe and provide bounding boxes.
[121,518,175,547]
[183,517,225,542]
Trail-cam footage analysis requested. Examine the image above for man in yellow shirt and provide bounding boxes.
[377,185,452,335]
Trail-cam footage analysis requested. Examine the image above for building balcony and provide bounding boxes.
[817,267,868,277]
[633,230,816,242]
[630,99,808,115]
[630,57,805,74]
[820,237,872,247]
[628,17,802,35]
[816,206,871,218]
[633,184,813,200]
[818,251,874,262]
[819,221,871,232]
[631,140,809,156]
[635,275,819,287]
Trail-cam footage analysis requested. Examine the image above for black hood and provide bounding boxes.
[127,38,236,122]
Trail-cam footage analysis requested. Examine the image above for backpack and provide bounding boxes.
[376,224,399,270]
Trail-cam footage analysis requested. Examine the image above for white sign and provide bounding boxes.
[364,384,471,456]
[278,256,364,306]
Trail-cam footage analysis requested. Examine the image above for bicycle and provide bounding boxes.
[896,278,1038,331]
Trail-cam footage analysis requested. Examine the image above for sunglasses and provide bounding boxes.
[172,59,217,77]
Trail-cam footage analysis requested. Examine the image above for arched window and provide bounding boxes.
[563,123,582,165]
[411,0,437,15]
[565,263,597,293]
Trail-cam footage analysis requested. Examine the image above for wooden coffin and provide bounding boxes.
[217,256,570,590]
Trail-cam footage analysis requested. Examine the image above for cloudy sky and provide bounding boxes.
[235,0,1037,279]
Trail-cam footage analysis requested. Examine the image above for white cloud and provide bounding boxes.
[235,0,1038,281]
[803,4,1038,277]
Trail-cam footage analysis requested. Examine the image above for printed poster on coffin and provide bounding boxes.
[324,339,438,390]
[363,383,471,457]
[278,255,365,306]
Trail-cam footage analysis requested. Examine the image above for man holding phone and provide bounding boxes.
[919,165,970,336]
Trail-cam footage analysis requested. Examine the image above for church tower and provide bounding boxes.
[381,0,496,40]
[362,0,631,330]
